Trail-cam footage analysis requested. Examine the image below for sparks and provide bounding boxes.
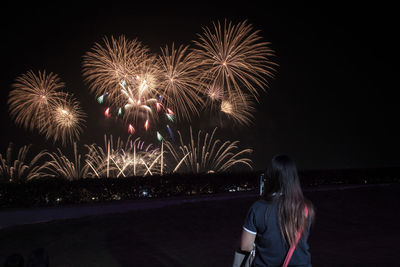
[167,108,174,115]
[166,113,175,122]
[128,124,135,135]
[105,107,111,118]
[157,131,163,142]
[167,125,175,142]
[156,102,162,112]
[97,95,104,104]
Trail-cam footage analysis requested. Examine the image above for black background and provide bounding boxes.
[2,1,398,171]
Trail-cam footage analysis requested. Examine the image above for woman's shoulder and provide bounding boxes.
[249,199,271,211]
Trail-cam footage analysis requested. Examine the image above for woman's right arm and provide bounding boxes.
[240,229,256,252]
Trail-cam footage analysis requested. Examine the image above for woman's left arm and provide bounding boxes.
[240,229,256,252]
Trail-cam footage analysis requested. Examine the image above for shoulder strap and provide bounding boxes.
[282,206,309,267]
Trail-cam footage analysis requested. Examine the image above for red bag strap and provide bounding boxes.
[282,205,309,267]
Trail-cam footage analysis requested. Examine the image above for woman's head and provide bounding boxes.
[263,154,315,246]
[264,154,302,199]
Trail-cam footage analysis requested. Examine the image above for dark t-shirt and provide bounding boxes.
[243,199,312,267]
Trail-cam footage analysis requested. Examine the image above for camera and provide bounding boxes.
[259,173,265,196]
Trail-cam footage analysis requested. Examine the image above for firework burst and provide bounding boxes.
[220,92,255,126]
[82,35,150,104]
[8,70,65,131]
[158,43,204,121]
[82,35,164,125]
[193,19,277,103]
[120,78,159,124]
[206,84,224,102]
[165,127,253,173]
[41,93,86,146]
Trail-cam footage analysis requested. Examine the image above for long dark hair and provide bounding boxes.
[262,155,315,246]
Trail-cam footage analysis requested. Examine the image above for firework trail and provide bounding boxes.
[43,142,91,180]
[164,127,253,173]
[126,137,164,176]
[41,93,86,146]
[85,135,163,177]
[167,125,175,142]
[8,70,65,132]
[117,145,163,177]
[158,44,204,121]
[193,19,277,107]
[84,134,129,178]
[0,143,49,182]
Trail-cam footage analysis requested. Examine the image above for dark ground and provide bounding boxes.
[0,183,398,266]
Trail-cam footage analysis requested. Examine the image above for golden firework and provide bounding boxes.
[0,143,49,182]
[44,142,90,180]
[8,70,64,131]
[220,92,255,126]
[82,35,163,123]
[41,93,86,146]
[158,43,204,121]
[85,135,163,177]
[120,54,161,123]
[206,84,224,102]
[165,127,253,173]
[84,134,128,178]
[193,19,277,102]
[82,35,151,104]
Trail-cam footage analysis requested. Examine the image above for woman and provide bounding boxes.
[240,155,315,266]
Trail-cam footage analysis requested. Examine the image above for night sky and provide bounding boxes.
[2,2,398,171]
